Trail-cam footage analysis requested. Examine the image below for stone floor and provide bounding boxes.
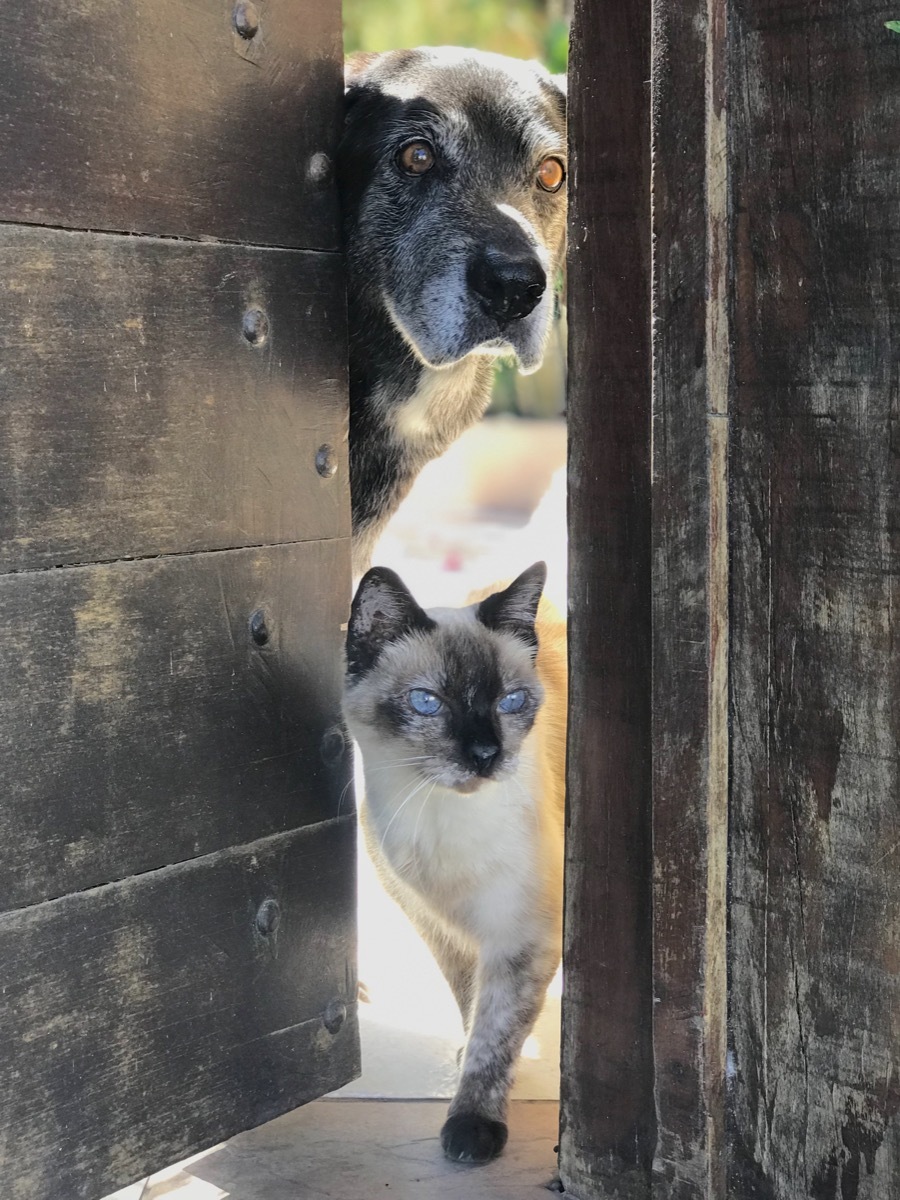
[109,1100,562,1200]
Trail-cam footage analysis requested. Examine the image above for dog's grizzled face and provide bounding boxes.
[339,48,567,373]
[344,563,547,793]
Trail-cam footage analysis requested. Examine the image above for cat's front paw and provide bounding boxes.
[441,1112,508,1163]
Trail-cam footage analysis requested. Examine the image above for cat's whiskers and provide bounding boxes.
[377,774,433,856]
[337,756,433,816]
[337,775,355,817]
[411,780,438,885]
[365,756,432,773]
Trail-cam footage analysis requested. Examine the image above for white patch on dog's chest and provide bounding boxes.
[390,361,479,444]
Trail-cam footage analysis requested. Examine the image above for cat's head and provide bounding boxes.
[343,563,547,793]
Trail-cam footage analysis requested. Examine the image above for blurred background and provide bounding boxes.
[337,2,571,1107]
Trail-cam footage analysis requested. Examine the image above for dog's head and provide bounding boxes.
[339,47,567,375]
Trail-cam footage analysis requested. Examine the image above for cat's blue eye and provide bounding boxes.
[409,688,443,716]
[498,689,527,714]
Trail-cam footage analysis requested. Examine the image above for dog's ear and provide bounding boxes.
[545,71,567,123]
[345,51,382,91]
[533,62,566,122]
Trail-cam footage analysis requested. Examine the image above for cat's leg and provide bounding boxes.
[441,942,559,1163]
[413,920,478,1031]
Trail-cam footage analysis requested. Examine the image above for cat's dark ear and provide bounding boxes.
[476,562,547,656]
[347,567,436,677]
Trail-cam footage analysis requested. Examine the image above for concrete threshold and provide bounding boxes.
[110,1099,562,1200]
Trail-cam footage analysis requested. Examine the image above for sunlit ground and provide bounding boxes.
[335,415,566,1100]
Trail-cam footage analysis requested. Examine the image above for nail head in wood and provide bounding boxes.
[323,998,346,1035]
[232,2,259,39]
[315,444,337,479]
[242,307,269,346]
[255,898,280,936]
[249,609,269,646]
[320,725,347,765]
[307,152,332,186]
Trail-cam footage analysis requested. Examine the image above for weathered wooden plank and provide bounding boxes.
[728,4,900,1197]
[560,0,655,1195]
[0,225,348,572]
[0,0,342,248]
[0,539,352,912]
[0,818,359,1200]
[650,0,729,1195]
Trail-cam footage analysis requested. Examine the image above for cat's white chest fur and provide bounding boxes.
[361,751,545,953]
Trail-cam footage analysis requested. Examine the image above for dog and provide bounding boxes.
[338,48,567,574]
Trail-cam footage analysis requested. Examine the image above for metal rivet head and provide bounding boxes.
[320,725,347,765]
[323,998,347,1035]
[315,444,337,478]
[306,152,332,186]
[233,2,259,39]
[249,609,269,646]
[256,898,280,936]
[242,308,269,346]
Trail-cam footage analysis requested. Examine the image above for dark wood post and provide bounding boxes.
[727,5,900,1197]
[563,2,899,1197]
[561,0,655,1194]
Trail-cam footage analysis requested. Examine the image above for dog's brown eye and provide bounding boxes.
[537,157,565,193]
[399,141,436,175]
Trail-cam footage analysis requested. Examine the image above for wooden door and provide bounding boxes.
[562,1,899,1197]
[0,4,358,1199]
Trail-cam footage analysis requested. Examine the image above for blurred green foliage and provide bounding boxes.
[344,0,568,75]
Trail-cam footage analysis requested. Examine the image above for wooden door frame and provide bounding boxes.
[561,0,657,1193]
[561,1,900,1197]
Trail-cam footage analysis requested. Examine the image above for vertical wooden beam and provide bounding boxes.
[649,0,729,1194]
[727,3,900,1195]
[561,0,655,1194]
[565,2,899,1198]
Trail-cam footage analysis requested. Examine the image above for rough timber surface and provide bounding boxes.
[0,539,351,913]
[0,226,348,574]
[649,0,729,1195]
[0,0,354,1195]
[727,4,900,1197]
[561,0,655,1196]
[0,0,342,248]
[0,819,359,1200]
[564,0,899,1198]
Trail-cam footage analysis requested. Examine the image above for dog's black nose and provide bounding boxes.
[469,742,501,774]
[468,252,546,325]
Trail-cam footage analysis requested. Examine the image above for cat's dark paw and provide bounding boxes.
[441,1113,508,1163]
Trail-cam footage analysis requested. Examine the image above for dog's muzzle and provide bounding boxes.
[467,250,546,326]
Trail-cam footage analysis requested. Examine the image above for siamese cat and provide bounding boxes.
[343,561,567,1164]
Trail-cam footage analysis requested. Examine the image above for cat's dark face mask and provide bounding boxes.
[344,563,546,792]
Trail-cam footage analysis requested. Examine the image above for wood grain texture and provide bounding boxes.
[0,225,348,573]
[0,0,342,247]
[728,3,900,1197]
[650,0,729,1196]
[560,0,655,1195]
[0,1,355,1188]
[0,539,351,912]
[0,818,359,1200]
